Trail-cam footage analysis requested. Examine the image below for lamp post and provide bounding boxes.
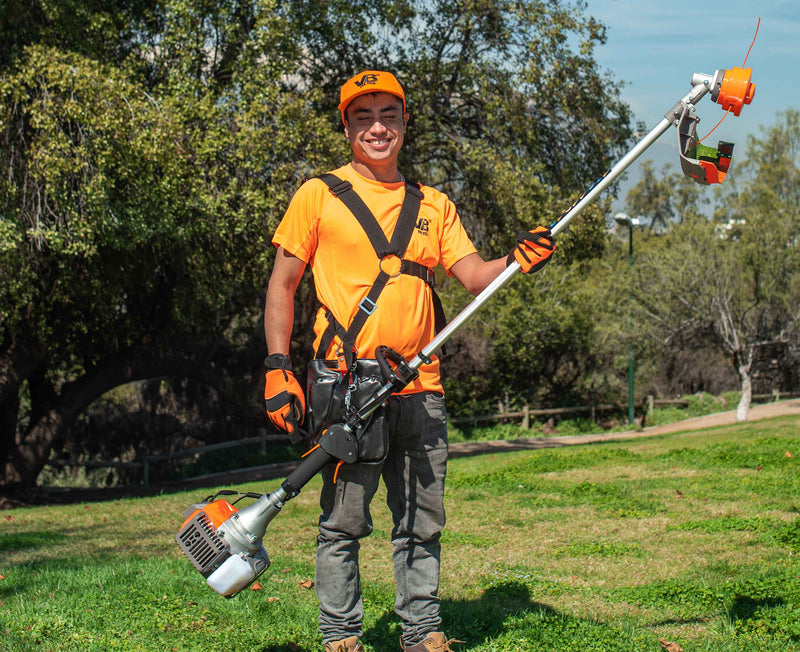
[614,213,641,426]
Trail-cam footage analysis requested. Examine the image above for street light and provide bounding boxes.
[614,213,641,426]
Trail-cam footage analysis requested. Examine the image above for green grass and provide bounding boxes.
[1,416,799,651]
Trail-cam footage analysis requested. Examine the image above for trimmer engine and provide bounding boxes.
[176,497,270,598]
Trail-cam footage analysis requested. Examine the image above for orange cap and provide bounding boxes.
[339,71,406,124]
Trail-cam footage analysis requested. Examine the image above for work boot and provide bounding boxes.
[402,632,464,651]
[323,636,364,652]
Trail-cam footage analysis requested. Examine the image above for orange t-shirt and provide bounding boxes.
[272,164,478,393]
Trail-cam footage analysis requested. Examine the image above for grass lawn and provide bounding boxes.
[1,417,799,651]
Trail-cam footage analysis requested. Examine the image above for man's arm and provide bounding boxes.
[449,253,507,296]
[450,227,556,295]
[264,246,307,354]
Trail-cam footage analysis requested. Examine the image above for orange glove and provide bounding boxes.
[264,354,306,442]
[507,226,556,273]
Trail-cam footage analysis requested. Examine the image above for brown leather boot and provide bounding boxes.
[324,635,365,652]
[402,632,464,651]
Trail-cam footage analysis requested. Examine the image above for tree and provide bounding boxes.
[0,6,345,485]
[0,0,165,72]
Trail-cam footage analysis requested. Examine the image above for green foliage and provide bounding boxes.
[0,0,349,483]
[613,569,800,644]
[554,538,641,558]
[0,0,163,68]
[397,1,631,255]
[443,261,605,416]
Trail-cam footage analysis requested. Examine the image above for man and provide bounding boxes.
[263,71,555,652]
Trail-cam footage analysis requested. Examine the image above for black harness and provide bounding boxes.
[312,173,446,372]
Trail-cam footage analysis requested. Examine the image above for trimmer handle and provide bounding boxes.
[282,442,337,497]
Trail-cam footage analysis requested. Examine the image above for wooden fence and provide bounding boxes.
[449,403,621,428]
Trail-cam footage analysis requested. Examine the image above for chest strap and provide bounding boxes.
[313,174,446,368]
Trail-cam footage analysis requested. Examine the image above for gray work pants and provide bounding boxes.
[315,391,448,647]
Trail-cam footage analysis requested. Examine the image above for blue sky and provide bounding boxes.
[583,1,798,208]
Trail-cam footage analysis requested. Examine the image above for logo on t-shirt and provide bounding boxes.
[415,217,430,236]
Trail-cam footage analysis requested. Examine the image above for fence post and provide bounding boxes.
[522,405,530,429]
[647,395,654,416]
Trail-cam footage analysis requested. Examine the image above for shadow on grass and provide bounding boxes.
[366,581,556,650]
[729,594,786,621]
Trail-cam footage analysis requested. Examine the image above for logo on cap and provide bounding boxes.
[354,73,379,88]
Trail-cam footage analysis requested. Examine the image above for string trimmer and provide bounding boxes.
[176,61,756,597]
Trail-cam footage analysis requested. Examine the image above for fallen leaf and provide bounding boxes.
[757,464,763,471]
[250,581,263,591]
[3,515,13,522]
[0,574,5,581]
[268,597,280,602]
[675,489,684,498]
[299,579,314,590]
[282,568,291,574]
[659,638,683,652]
[786,451,793,458]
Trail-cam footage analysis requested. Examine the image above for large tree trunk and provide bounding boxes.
[6,411,64,486]
[0,337,47,483]
[736,364,752,422]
